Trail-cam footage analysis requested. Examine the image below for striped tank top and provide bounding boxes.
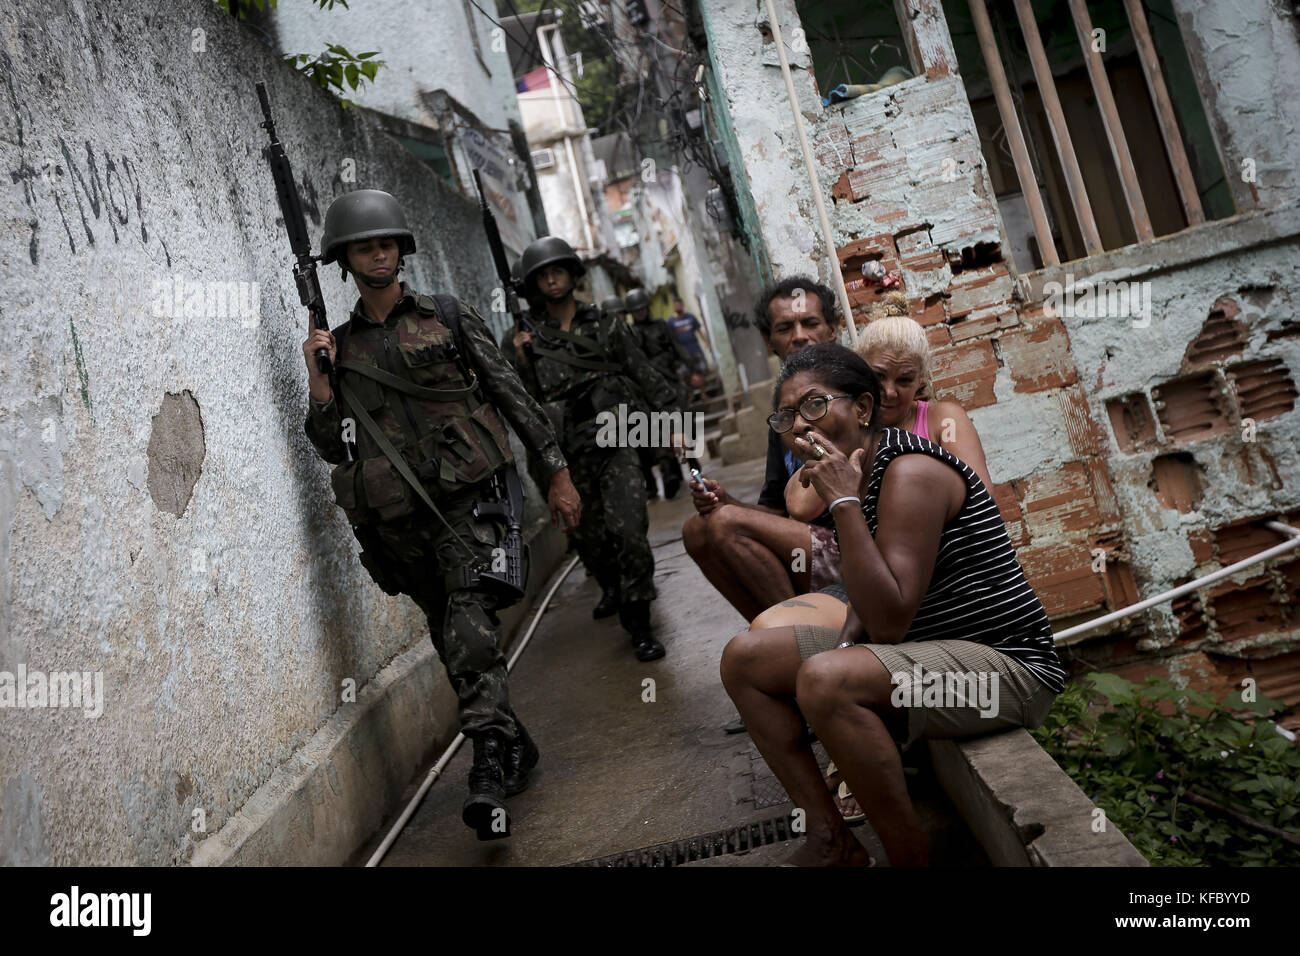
[850,428,1066,693]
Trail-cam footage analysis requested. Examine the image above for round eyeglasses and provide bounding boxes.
[767,394,854,433]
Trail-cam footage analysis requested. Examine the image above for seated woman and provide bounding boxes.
[764,316,996,634]
[719,343,1065,866]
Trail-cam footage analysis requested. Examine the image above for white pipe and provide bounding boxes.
[762,0,858,347]
[365,553,583,867]
[1053,522,1300,644]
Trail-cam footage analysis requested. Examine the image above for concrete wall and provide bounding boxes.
[0,0,546,864]
[271,0,521,136]
[702,0,1300,712]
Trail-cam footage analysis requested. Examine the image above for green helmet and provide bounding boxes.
[519,236,584,292]
[320,189,416,265]
[600,295,624,316]
[624,288,650,312]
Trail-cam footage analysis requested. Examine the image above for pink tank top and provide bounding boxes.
[910,400,931,441]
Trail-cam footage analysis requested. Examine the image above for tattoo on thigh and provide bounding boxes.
[778,599,817,608]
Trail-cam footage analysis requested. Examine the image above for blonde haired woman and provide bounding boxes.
[762,316,996,822]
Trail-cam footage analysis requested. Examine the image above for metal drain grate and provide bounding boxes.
[570,813,798,867]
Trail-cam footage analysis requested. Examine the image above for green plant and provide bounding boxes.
[217,0,386,104]
[1031,672,1300,865]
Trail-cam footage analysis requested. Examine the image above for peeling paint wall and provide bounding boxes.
[0,0,528,863]
[1168,0,1300,212]
[702,0,1300,720]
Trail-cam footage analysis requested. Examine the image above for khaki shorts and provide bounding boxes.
[791,624,1058,748]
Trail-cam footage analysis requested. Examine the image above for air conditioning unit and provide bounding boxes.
[531,148,555,170]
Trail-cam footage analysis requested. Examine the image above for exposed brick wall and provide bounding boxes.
[781,0,1300,722]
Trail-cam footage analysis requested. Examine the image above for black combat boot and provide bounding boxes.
[462,732,511,840]
[620,599,665,662]
[592,583,620,619]
[502,717,540,797]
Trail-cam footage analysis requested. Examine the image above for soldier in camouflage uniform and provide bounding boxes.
[302,190,581,840]
[624,288,689,501]
[504,237,682,661]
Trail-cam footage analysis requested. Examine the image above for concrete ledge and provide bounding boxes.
[191,523,569,867]
[928,729,1149,866]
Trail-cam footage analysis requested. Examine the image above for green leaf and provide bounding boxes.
[1101,733,1130,757]
[1087,672,1138,702]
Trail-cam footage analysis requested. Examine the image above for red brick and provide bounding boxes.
[1083,457,1123,526]
[1174,652,1251,704]
[950,308,1016,343]
[1172,592,1209,644]
[831,171,853,202]
[930,339,998,410]
[925,325,951,349]
[1102,557,1139,612]
[1152,372,1233,444]
[1208,576,1286,642]
[1058,386,1105,459]
[1016,462,1102,539]
[1214,520,1285,566]
[1187,528,1214,565]
[993,482,1030,549]
[1226,358,1298,422]
[1018,541,1108,618]
[946,269,1015,319]
[1182,296,1247,368]
[1150,453,1203,514]
[999,318,1079,393]
[911,294,947,328]
[1105,392,1158,453]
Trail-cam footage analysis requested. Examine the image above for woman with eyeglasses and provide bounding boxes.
[719,343,1064,866]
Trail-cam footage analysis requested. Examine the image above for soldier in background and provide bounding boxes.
[625,288,688,500]
[302,190,581,840]
[504,237,681,661]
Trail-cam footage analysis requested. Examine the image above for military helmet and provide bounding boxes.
[320,190,416,265]
[624,288,650,312]
[600,295,624,315]
[519,235,585,290]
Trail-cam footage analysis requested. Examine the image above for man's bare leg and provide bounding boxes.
[703,505,812,620]
[683,514,768,621]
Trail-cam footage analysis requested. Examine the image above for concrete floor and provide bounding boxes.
[359,456,983,867]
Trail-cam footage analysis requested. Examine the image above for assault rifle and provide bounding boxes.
[471,169,550,349]
[256,81,354,461]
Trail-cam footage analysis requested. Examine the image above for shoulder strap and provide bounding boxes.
[337,377,480,563]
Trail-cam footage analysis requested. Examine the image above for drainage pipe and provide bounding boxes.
[761,0,858,347]
[365,553,583,867]
[1053,522,1300,644]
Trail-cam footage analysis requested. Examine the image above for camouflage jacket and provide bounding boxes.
[501,302,682,454]
[631,317,692,382]
[305,283,566,524]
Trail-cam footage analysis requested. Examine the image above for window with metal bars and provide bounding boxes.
[942,0,1233,270]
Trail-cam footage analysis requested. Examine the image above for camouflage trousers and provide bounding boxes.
[361,486,516,740]
[568,444,658,603]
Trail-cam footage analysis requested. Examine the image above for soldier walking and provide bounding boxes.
[624,288,688,500]
[301,190,581,840]
[505,237,681,661]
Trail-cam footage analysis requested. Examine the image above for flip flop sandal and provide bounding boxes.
[825,761,867,827]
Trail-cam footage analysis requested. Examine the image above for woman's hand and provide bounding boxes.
[796,427,867,506]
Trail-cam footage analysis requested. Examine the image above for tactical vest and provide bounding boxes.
[329,293,514,525]
[633,320,678,376]
[529,306,629,414]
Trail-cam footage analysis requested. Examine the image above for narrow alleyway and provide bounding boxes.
[358,458,984,867]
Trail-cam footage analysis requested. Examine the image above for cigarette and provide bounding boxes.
[807,436,826,459]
